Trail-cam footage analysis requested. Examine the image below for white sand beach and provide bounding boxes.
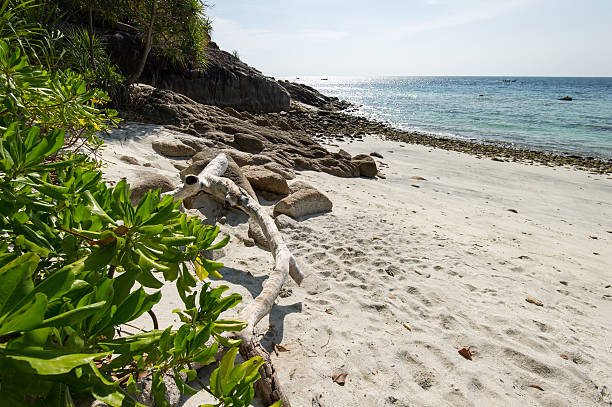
[102,127,612,407]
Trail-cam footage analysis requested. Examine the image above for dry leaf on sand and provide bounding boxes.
[332,371,348,385]
[403,323,411,331]
[560,354,568,360]
[275,344,289,352]
[458,347,473,360]
[528,385,544,391]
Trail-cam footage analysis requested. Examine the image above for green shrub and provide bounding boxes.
[0,38,268,407]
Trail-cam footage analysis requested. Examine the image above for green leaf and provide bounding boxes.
[39,301,106,328]
[215,346,238,396]
[0,348,110,375]
[224,364,246,395]
[0,292,47,336]
[0,252,38,315]
[208,235,230,251]
[173,372,199,396]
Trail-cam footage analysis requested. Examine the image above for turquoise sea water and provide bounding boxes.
[292,76,612,159]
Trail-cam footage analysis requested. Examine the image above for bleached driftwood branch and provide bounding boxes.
[167,153,304,406]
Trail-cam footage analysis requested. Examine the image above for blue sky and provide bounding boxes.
[208,0,612,77]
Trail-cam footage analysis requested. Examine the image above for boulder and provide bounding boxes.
[274,214,299,230]
[273,187,332,219]
[241,166,291,194]
[119,155,140,165]
[233,133,265,153]
[352,154,378,177]
[264,161,295,180]
[180,150,256,198]
[129,174,176,204]
[248,218,268,248]
[182,191,223,226]
[152,139,197,157]
[288,180,316,193]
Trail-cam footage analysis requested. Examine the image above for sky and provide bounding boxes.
[207,0,612,77]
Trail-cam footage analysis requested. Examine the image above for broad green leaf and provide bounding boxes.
[39,301,106,328]
[0,293,46,336]
[0,348,110,375]
[0,252,38,315]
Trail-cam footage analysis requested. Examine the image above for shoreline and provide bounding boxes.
[275,104,612,174]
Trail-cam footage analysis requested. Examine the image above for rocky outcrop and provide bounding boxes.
[277,80,351,110]
[126,88,364,178]
[155,43,290,113]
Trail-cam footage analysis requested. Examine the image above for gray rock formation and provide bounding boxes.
[278,80,351,110]
[156,42,290,113]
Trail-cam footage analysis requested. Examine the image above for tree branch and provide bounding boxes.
[166,153,304,406]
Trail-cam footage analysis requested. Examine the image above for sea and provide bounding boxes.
[290,76,612,159]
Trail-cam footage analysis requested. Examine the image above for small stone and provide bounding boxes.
[525,297,543,307]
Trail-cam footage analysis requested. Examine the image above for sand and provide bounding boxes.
[102,126,612,406]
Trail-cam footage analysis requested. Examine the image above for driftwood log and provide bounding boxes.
[168,153,304,406]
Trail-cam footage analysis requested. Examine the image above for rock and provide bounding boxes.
[241,166,290,194]
[351,154,378,177]
[182,191,223,226]
[220,149,254,167]
[154,42,290,112]
[273,187,332,219]
[337,149,351,159]
[558,96,573,101]
[129,174,176,204]
[278,80,351,110]
[152,138,197,157]
[132,372,182,407]
[248,218,268,248]
[288,180,316,193]
[223,106,242,119]
[170,160,189,171]
[233,133,265,153]
[119,155,140,165]
[180,150,257,198]
[263,162,295,180]
[370,152,383,158]
[275,214,299,230]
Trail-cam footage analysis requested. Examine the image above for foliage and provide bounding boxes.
[61,27,126,101]
[0,40,118,154]
[0,38,269,406]
[90,0,212,70]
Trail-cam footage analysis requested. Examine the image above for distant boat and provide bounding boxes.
[321,78,328,81]
[502,79,517,83]
[558,96,573,101]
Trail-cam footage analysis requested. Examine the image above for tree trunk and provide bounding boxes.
[129,0,157,84]
[167,153,304,406]
[88,5,96,71]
